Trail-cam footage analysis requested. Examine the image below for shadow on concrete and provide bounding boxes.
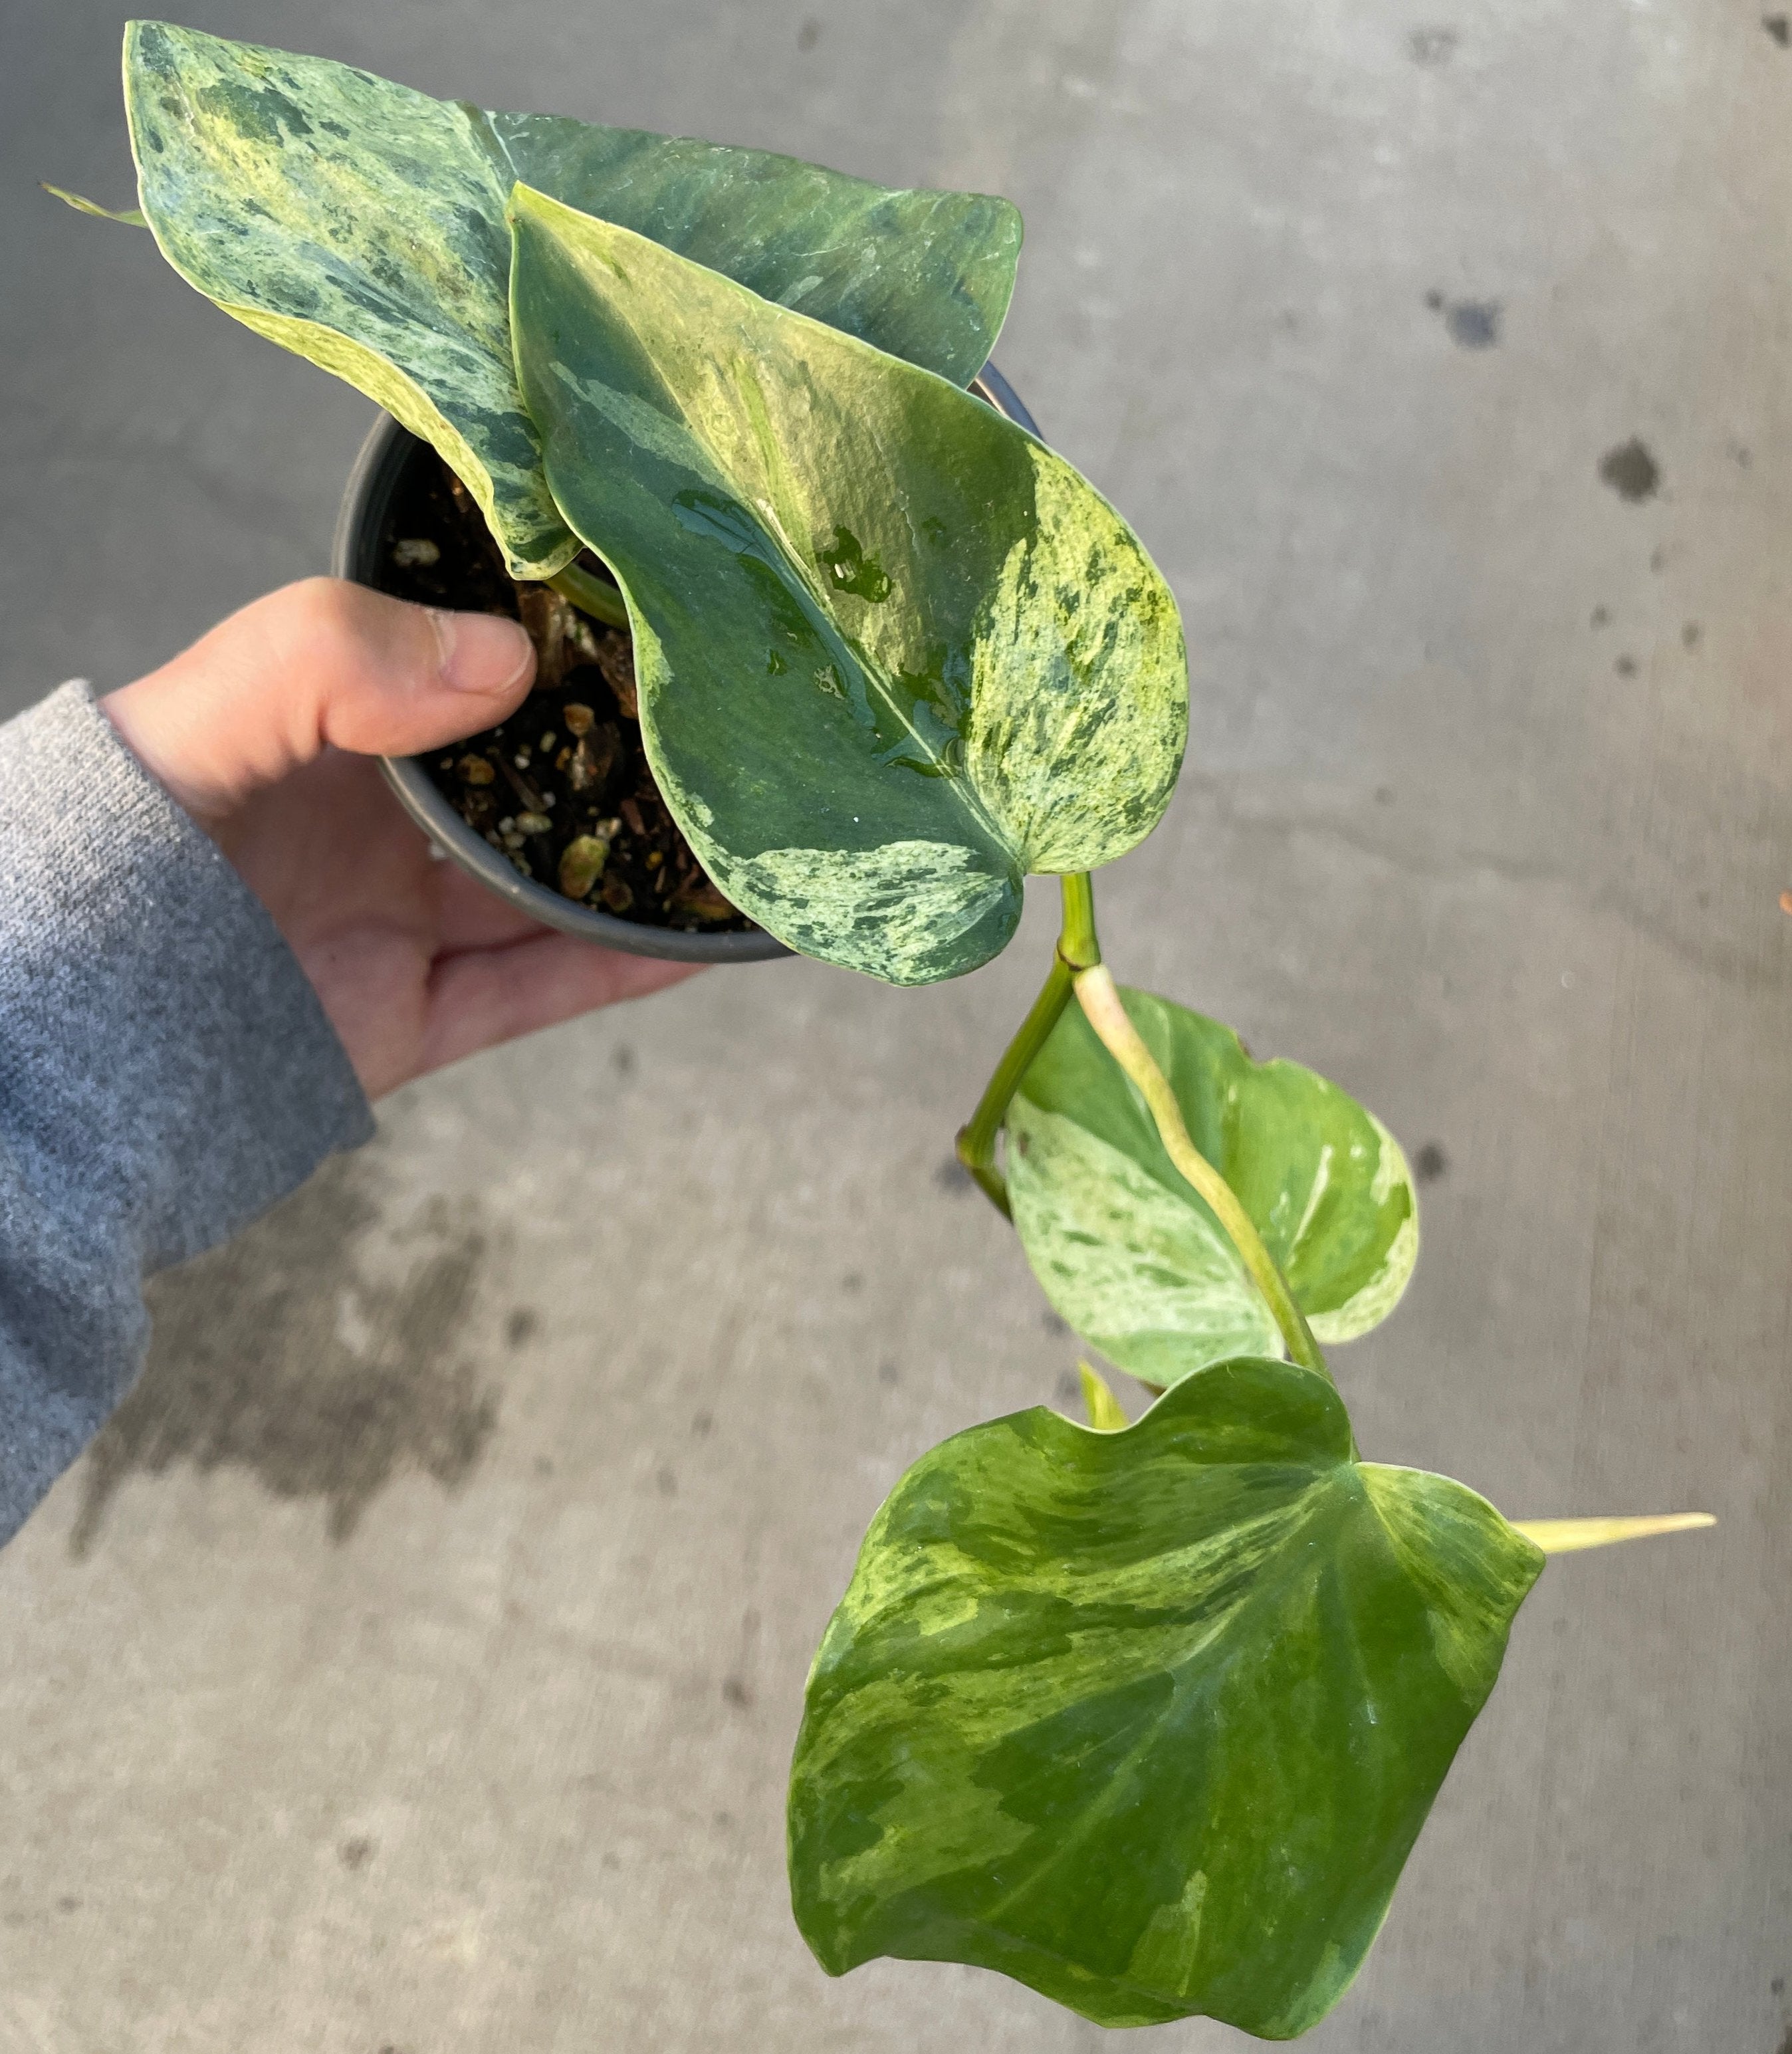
[71,1151,500,1553]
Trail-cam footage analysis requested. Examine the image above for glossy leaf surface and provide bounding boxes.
[789,1358,1542,2034]
[510,188,1187,982]
[123,21,1022,576]
[1008,989,1416,1383]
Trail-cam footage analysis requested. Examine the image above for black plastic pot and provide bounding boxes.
[334,364,1040,965]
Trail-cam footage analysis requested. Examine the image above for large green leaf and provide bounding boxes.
[788,1357,1542,2035]
[122,21,1022,577]
[1007,990,1417,1383]
[508,187,1188,983]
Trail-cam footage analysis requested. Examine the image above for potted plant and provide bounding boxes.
[54,22,1712,2036]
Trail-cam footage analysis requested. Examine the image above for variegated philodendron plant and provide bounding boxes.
[56,23,1712,2037]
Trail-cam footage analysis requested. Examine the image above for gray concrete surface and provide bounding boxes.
[2,1,1789,2047]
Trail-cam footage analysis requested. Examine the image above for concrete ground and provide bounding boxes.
[3,0,1789,2047]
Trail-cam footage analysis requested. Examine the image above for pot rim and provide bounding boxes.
[336,363,1040,966]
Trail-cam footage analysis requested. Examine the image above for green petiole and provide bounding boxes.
[954,875,1102,1215]
[546,559,629,629]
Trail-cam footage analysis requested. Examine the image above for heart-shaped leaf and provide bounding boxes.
[508,187,1188,983]
[123,21,1022,577]
[1006,989,1417,1383]
[788,1357,1542,2034]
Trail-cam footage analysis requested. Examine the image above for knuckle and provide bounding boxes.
[271,576,419,678]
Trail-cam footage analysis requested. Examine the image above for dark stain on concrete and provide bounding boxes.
[1424,292,1500,347]
[1414,1142,1449,1183]
[1765,13,1789,45]
[1444,300,1501,348]
[1615,654,1638,677]
[797,16,821,50]
[1776,2024,1792,2054]
[338,1836,375,1871]
[933,1155,974,1194]
[1407,25,1458,64]
[1042,1308,1071,1335]
[1682,620,1702,649]
[72,1153,499,1554]
[1599,437,1660,502]
[722,1606,760,1707]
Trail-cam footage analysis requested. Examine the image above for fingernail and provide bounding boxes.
[429,609,534,695]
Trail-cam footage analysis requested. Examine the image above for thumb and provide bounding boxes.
[103,576,535,825]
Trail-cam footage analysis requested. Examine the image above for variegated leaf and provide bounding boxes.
[788,1357,1543,2034]
[508,187,1188,984]
[1007,990,1417,1383]
[123,21,1022,577]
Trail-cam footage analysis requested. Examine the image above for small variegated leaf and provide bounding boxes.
[1007,989,1418,1384]
[508,187,1188,984]
[122,21,1022,577]
[788,1357,1543,2034]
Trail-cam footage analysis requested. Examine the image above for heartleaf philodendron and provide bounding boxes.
[118,21,1021,576]
[65,30,1714,2033]
[1006,988,1417,1384]
[508,185,1188,983]
[789,1357,1544,2035]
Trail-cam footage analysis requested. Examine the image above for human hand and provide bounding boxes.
[102,577,699,1099]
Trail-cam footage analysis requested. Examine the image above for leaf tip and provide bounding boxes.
[42,182,146,226]
[1077,1360,1129,1433]
[1514,1512,1716,1555]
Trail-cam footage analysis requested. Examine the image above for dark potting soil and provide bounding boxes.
[372,445,749,934]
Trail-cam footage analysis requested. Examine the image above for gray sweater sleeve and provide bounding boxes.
[0,681,374,1544]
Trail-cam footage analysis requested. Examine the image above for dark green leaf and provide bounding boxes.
[123,20,1022,576]
[1008,989,1417,1383]
[509,187,1188,983]
[788,1358,1542,2034]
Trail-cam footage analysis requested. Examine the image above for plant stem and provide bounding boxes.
[1058,871,1101,971]
[955,875,1103,1215]
[1071,964,1331,1383]
[956,956,1073,1215]
[546,560,629,629]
